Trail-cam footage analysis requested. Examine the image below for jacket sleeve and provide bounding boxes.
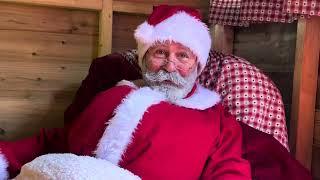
[0,127,68,179]
[201,105,251,180]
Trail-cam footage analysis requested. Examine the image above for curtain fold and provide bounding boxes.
[209,0,318,26]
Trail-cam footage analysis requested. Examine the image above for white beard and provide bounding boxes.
[142,69,198,103]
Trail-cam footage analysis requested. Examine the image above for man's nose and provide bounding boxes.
[163,60,176,72]
[163,55,177,72]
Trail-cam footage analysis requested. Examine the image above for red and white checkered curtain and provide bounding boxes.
[209,0,319,26]
[284,0,320,16]
[209,0,248,26]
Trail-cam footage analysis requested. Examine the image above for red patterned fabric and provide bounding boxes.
[209,0,248,26]
[199,50,289,150]
[284,0,320,16]
[240,0,298,23]
[209,0,306,26]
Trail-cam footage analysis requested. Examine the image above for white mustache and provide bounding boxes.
[144,70,187,87]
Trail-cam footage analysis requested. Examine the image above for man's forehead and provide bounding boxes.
[150,41,190,51]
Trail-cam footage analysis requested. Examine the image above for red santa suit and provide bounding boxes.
[0,80,251,179]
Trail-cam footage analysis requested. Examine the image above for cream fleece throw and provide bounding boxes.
[14,153,140,180]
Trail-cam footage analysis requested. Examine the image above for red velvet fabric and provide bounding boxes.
[240,123,311,179]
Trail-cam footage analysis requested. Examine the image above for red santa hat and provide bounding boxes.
[134,5,212,74]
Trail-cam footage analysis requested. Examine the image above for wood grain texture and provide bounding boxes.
[234,22,297,72]
[0,90,73,140]
[289,16,320,170]
[211,24,234,54]
[0,0,102,10]
[0,3,98,140]
[112,12,146,52]
[115,0,207,7]
[0,30,98,59]
[113,0,208,15]
[0,61,90,91]
[0,2,99,35]
[98,0,112,56]
[113,1,153,14]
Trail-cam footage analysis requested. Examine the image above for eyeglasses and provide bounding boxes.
[148,49,197,71]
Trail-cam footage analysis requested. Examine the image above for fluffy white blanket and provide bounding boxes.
[14,153,140,180]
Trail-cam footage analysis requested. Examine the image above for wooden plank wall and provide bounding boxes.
[0,2,99,140]
[114,0,208,15]
[112,12,146,52]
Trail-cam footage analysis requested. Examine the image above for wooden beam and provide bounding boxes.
[289,16,320,170]
[0,0,102,10]
[113,1,152,14]
[211,24,234,54]
[98,0,113,56]
[0,3,99,35]
[112,1,207,15]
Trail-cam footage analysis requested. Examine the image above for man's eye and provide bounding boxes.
[154,50,167,57]
[156,50,165,54]
[177,53,189,58]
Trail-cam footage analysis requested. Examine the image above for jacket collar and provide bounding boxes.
[116,80,221,110]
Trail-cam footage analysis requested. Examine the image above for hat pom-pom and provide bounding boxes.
[134,22,154,44]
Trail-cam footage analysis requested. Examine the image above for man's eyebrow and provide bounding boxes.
[176,48,194,54]
[151,45,168,50]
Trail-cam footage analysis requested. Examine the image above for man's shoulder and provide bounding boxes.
[93,81,136,105]
[206,103,225,114]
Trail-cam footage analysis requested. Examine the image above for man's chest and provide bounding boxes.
[119,103,219,177]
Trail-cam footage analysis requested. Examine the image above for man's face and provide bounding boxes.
[142,41,198,102]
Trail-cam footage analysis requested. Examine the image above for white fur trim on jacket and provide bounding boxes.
[0,151,8,180]
[95,87,166,165]
[117,80,221,110]
[174,85,221,110]
[134,11,211,74]
[95,81,220,166]
[116,80,138,89]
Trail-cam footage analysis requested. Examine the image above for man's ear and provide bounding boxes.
[141,55,148,72]
[196,58,201,74]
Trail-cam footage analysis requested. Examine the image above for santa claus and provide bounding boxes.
[0,5,251,180]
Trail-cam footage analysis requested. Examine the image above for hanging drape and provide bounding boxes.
[283,0,320,16]
[209,0,319,26]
